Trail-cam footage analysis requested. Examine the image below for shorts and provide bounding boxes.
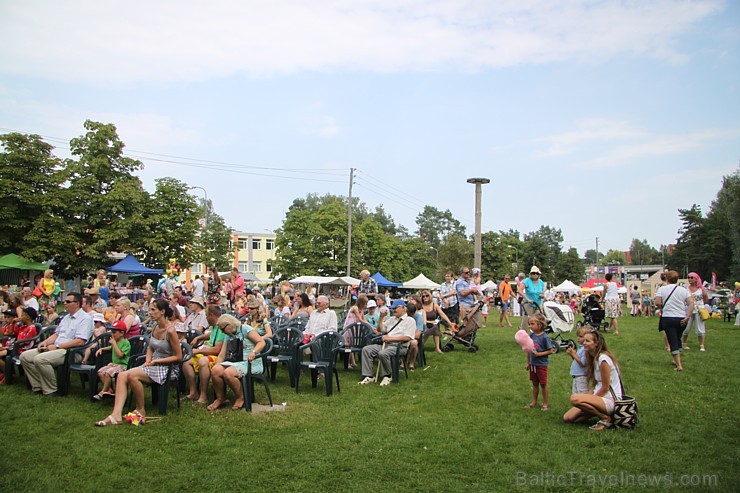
[98,363,127,378]
[501,301,511,311]
[601,396,615,415]
[190,354,218,373]
[529,365,548,385]
[571,375,589,394]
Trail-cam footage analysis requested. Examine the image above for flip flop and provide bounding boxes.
[589,420,613,431]
[541,405,550,411]
[95,415,121,427]
[524,403,536,409]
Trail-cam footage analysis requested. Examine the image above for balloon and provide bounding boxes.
[515,330,534,353]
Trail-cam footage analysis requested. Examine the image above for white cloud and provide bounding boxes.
[301,115,341,138]
[530,119,647,158]
[0,0,725,85]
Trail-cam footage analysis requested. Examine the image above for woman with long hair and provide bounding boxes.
[563,330,623,430]
[95,299,182,426]
[681,272,709,352]
[419,289,452,353]
[290,293,313,320]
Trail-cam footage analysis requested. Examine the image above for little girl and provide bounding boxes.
[566,326,589,395]
[93,320,131,400]
[524,313,554,411]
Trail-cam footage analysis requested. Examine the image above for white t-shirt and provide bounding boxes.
[604,282,619,300]
[656,285,690,317]
[593,354,622,399]
[24,297,40,311]
[192,278,204,298]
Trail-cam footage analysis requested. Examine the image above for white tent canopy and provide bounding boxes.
[402,273,440,290]
[553,280,581,293]
[289,275,361,286]
[480,280,497,292]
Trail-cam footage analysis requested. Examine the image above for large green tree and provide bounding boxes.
[25,121,150,277]
[628,239,659,265]
[140,177,199,270]
[415,206,466,249]
[0,133,63,255]
[192,198,233,271]
[556,247,585,283]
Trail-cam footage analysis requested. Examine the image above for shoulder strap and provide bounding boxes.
[662,286,677,307]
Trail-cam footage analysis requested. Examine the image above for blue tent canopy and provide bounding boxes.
[371,272,402,288]
[106,254,163,274]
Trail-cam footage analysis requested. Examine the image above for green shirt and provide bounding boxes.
[208,324,227,347]
[112,338,131,366]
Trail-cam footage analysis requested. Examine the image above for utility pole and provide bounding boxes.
[347,168,355,276]
[467,177,490,269]
[595,236,600,266]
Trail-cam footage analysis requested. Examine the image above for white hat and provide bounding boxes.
[92,312,106,324]
[530,266,541,274]
[367,300,377,308]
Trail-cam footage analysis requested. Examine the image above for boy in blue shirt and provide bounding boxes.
[566,326,589,395]
[525,313,554,411]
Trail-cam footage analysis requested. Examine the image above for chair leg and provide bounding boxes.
[270,361,277,381]
[325,369,333,396]
[295,368,301,393]
[241,376,252,412]
[89,372,98,402]
[157,382,168,415]
[333,368,340,394]
[310,369,318,388]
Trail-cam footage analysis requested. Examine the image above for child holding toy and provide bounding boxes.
[567,326,589,394]
[524,313,554,411]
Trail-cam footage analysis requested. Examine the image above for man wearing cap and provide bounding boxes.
[183,297,209,333]
[303,295,338,339]
[455,267,483,337]
[85,287,107,313]
[20,292,93,396]
[520,266,545,329]
[359,299,416,387]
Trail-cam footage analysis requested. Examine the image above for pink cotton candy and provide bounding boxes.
[515,330,534,353]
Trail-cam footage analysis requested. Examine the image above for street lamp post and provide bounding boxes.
[507,245,518,274]
[467,177,490,269]
[190,186,209,228]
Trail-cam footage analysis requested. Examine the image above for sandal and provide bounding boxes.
[524,403,536,409]
[95,415,121,427]
[589,420,613,431]
[541,405,550,411]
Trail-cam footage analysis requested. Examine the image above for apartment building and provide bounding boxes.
[231,231,277,280]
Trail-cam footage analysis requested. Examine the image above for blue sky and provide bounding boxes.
[1,0,738,256]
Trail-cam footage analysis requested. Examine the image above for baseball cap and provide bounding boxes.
[110,320,127,332]
[390,299,406,309]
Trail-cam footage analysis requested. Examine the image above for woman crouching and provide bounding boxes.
[563,330,623,431]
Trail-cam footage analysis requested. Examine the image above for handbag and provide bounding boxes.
[609,366,638,429]
[698,307,710,321]
[32,283,43,298]
[225,326,244,362]
[657,286,677,332]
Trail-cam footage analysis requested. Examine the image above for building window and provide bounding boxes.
[266,263,272,273]
[238,262,248,272]
[252,239,261,250]
[190,263,203,274]
[253,262,262,273]
[266,239,275,250]
[238,240,248,250]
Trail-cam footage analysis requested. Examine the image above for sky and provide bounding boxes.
[1,0,738,257]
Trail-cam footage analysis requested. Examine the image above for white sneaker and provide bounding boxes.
[379,376,392,387]
[358,376,376,385]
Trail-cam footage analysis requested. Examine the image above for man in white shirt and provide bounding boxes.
[192,276,204,298]
[183,297,209,332]
[304,295,338,338]
[23,287,40,312]
[359,299,416,387]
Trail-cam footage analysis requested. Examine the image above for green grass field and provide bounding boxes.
[1,315,737,492]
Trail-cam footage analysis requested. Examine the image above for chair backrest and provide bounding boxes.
[336,310,349,327]
[68,332,111,365]
[255,337,273,361]
[272,327,304,356]
[185,329,203,345]
[284,317,308,332]
[269,315,289,329]
[309,331,341,363]
[341,322,374,347]
[37,325,57,342]
[127,335,149,361]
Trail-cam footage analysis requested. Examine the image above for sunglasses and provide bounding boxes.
[462,271,470,274]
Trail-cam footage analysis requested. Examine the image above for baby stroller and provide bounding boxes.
[442,300,483,353]
[578,294,609,332]
[542,301,576,353]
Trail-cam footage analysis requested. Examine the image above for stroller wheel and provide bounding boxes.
[567,339,577,350]
[576,321,583,329]
[552,343,560,354]
[468,346,478,353]
[442,343,454,352]
[472,344,479,351]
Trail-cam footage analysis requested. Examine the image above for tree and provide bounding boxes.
[140,177,199,270]
[521,226,563,281]
[0,133,63,255]
[628,239,659,265]
[604,249,626,266]
[556,247,585,283]
[415,206,466,248]
[582,249,604,265]
[192,200,233,271]
[437,234,474,280]
[480,231,522,279]
[25,121,150,277]
[667,205,704,277]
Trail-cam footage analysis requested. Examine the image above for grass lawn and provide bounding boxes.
[1,315,737,492]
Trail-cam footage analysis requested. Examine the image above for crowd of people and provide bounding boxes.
[1,264,738,432]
